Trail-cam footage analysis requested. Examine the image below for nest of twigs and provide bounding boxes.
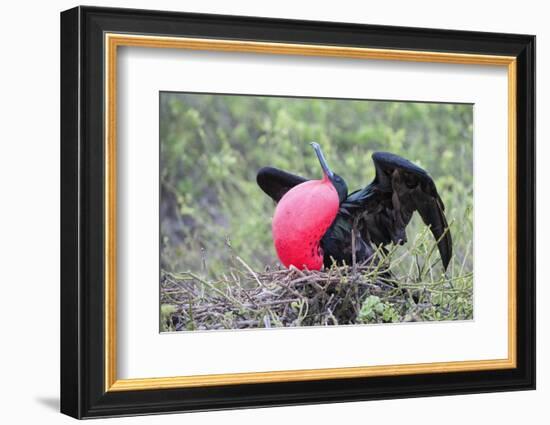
[161,256,425,331]
[160,226,473,331]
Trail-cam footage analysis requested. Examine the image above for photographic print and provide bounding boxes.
[61,8,535,416]
[160,92,473,332]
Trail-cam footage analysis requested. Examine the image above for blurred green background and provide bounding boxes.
[160,92,473,278]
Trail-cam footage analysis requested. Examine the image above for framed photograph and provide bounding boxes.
[60,6,535,419]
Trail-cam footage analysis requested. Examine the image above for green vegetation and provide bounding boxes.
[160,92,473,330]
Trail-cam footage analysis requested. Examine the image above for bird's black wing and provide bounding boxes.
[343,152,452,270]
[256,166,308,203]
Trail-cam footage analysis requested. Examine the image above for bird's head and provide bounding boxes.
[310,142,348,203]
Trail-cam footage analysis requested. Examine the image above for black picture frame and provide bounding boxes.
[61,5,535,419]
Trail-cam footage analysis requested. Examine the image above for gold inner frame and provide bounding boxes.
[104,33,517,392]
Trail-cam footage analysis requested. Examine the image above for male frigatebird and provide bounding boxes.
[257,143,452,271]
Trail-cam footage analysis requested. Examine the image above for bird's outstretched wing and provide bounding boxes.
[257,167,308,203]
[343,152,453,270]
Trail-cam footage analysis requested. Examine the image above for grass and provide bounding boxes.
[160,224,473,332]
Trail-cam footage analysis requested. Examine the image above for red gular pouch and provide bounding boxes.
[272,174,339,271]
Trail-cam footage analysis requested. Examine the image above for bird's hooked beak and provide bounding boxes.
[310,142,334,179]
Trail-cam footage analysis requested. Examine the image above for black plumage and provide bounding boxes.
[257,151,453,270]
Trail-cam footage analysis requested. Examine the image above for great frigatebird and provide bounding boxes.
[257,142,452,271]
